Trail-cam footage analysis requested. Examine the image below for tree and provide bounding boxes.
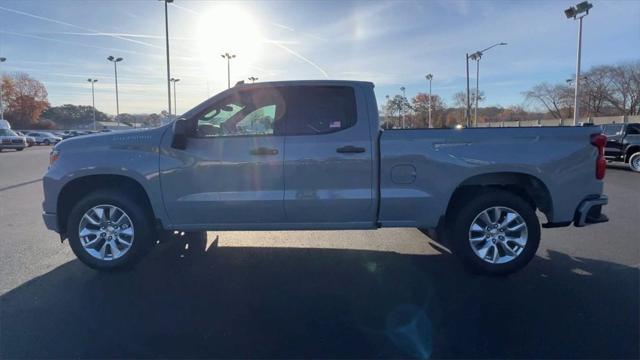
[601,62,640,115]
[1,73,50,128]
[497,106,527,123]
[41,104,110,128]
[410,93,446,128]
[383,95,411,128]
[523,83,573,119]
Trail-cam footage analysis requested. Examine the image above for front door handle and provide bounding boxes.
[336,145,366,153]
[250,147,279,155]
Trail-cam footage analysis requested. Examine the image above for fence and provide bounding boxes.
[476,115,640,128]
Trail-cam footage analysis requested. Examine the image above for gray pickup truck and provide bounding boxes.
[42,80,609,275]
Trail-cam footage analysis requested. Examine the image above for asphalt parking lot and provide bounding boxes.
[0,146,638,359]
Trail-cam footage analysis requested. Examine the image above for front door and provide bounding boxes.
[603,123,624,157]
[160,88,286,226]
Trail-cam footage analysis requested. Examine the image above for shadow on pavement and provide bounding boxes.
[1,232,638,359]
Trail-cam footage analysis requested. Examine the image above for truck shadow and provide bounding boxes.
[1,232,638,359]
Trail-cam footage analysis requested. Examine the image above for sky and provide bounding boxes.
[0,0,638,115]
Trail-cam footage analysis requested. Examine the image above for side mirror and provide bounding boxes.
[171,118,189,150]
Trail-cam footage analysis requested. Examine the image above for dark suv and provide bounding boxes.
[602,123,640,172]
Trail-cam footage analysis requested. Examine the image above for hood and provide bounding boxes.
[55,125,171,151]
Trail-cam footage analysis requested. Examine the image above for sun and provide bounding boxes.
[195,4,263,82]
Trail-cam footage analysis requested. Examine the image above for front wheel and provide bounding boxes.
[67,189,155,271]
[449,190,540,276]
[16,147,24,151]
[628,152,640,172]
[43,139,51,145]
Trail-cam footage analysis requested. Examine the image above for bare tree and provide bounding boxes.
[523,83,573,119]
[602,62,640,115]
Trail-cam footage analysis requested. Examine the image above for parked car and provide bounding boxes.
[42,80,609,275]
[601,123,640,172]
[0,128,27,151]
[15,131,36,147]
[26,131,62,145]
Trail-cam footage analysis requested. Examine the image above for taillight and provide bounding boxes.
[591,133,606,180]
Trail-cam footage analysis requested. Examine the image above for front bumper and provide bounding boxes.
[574,195,609,227]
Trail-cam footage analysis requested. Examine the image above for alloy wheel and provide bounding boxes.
[78,204,135,261]
[468,206,528,264]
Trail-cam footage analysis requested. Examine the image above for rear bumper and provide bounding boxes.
[574,195,609,227]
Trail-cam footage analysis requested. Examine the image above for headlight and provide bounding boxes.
[49,148,60,166]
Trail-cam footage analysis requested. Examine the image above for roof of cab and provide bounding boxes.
[233,79,374,89]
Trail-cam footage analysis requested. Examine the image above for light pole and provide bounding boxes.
[170,78,180,117]
[400,86,406,128]
[425,74,433,128]
[87,78,98,130]
[248,76,258,83]
[0,57,6,121]
[162,0,173,118]
[221,52,236,89]
[466,42,507,127]
[565,1,593,126]
[107,56,123,127]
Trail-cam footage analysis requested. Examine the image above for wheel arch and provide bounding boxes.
[443,172,553,228]
[57,174,155,237]
[625,145,640,162]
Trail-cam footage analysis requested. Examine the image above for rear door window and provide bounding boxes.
[282,86,357,135]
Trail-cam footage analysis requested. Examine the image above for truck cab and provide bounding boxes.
[602,123,640,172]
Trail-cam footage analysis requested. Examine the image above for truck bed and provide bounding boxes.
[378,126,604,228]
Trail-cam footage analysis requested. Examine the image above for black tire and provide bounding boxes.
[67,189,155,271]
[448,189,540,276]
[628,152,640,173]
[43,139,51,145]
[16,147,24,151]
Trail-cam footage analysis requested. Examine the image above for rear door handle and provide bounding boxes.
[250,147,279,155]
[336,145,365,153]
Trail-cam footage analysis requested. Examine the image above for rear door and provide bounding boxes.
[281,85,375,227]
[160,87,286,226]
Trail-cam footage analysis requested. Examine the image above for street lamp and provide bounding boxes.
[87,78,98,130]
[400,86,406,128]
[565,1,593,125]
[466,42,507,127]
[170,78,180,117]
[107,56,123,127]
[0,57,6,121]
[161,0,174,118]
[248,76,259,83]
[221,52,236,89]
[425,74,433,128]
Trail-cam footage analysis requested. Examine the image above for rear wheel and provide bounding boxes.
[628,152,640,172]
[67,189,155,271]
[448,190,540,275]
